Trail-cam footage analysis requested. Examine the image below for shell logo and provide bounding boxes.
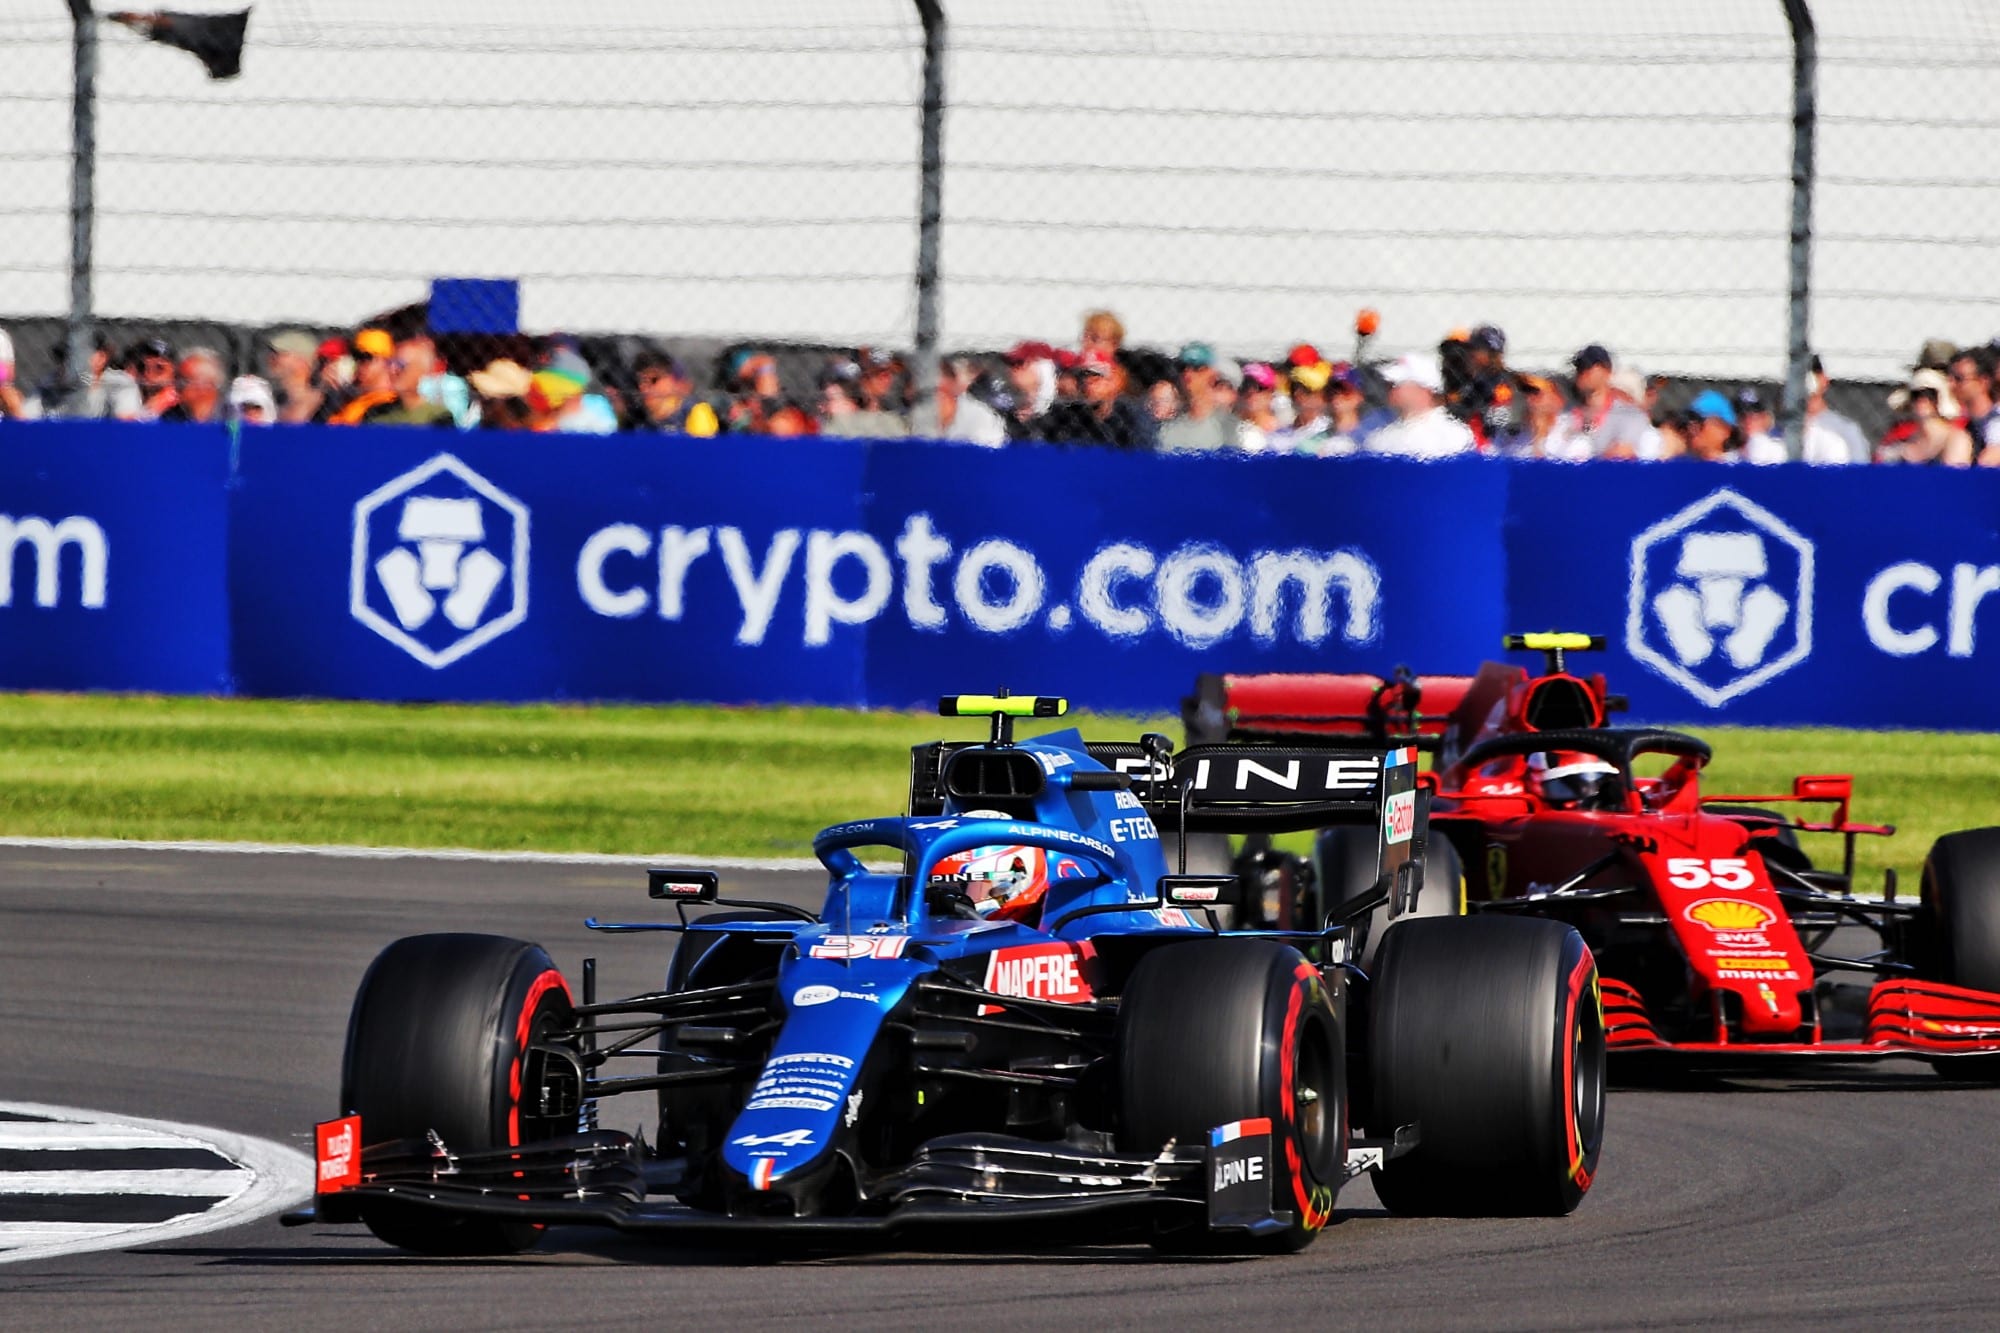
[1685,898,1776,932]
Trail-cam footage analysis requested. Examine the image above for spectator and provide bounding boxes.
[1684,391,1739,461]
[129,336,179,420]
[1802,354,1868,465]
[158,347,226,424]
[631,352,720,436]
[1037,350,1156,449]
[468,358,533,431]
[1051,348,1082,405]
[527,350,614,435]
[1440,325,1512,443]
[404,333,474,428]
[1733,388,1786,464]
[361,336,457,427]
[541,347,618,434]
[1363,353,1476,457]
[1143,378,1179,426]
[1326,362,1366,444]
[855,348,905,418]
[819,355,906,439]
[764,400,816,436]
[1079,309,1124,363]
[0,330,28,420]
[818,365,861,433]
[1490,375,1567,459]
[1881,371,1973,465]
[327,328,398,425]
[264,330,323,424]
[1001,341,1057,442]
[909,355,1006,447]
[1544,342,1624,456]
[1272,360,1350,456]
[1600,370,1661,459]
[53,332,141,420]
[227,375,276,425]
[724,349,783,433]
[1234,362,1281,452]
[1946,349,2000,465]
[1654,409,1693,460]
[1157,342,1236,453]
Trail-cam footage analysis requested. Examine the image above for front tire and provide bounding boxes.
[341,933,575,1254]
[1368,916,1603,1217]
[1118,940,1346,1253]
[1915,828,2000,1079]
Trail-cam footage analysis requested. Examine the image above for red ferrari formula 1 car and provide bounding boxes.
[1185,633,2000,1071]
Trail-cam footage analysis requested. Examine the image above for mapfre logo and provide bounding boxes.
[1627,489,1812,707]
[351,455,528,668]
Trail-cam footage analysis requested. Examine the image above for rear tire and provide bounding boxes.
[341,933,575,1254]
[1118,940,1347,1253]
[1915,828,2000,1079]
[1368,916,1603,1217]
[1317,821,1462,970]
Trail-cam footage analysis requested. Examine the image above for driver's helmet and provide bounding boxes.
[929,843,1051,922]
[1528,751,1621,809]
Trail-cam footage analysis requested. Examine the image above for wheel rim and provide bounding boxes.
[1570,987,1606,1157]
[1292,1012,1340,1179]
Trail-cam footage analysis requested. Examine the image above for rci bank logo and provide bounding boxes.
[350,455,528,668]
[1627,488,1812,707]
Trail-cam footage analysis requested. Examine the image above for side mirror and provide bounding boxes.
[1158,874,1241,908]
[648,868,720,902]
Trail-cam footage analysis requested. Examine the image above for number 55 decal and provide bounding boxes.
[1667,857,1755,891]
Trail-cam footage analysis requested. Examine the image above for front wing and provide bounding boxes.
[293,1124,1414,1247]
[1602,975,2000,1064]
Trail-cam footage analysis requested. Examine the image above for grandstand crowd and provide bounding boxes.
[3,312,1997,467]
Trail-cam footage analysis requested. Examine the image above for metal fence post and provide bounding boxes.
[1780,0,1817,456]
[66,0,99,410]
[911,0,946,411]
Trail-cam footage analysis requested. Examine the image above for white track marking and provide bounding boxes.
[0,1125,202,1150]
[0,1170,249,1195]
[0,834,824,872]
[0,1103,312,1267]
[0,1223,141,1245]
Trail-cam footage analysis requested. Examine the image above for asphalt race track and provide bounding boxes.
[4,845,2000,1330]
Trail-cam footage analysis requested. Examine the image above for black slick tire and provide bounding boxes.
[340,933,575,1254]
[1117,940,1346,1253]
[1368,916,1603,1217]
[1317,822,1462,970]
[1916,828,2000,1079]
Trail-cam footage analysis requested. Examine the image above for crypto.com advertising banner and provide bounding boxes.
[11,422,2000,727]
[0,425,230,693]
[1506,464,2000,729]
[226,430,1506,710]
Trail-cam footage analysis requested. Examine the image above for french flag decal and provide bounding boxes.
[1387,746,1418,770]
[751,1158,777,1191]
[1210,1117,1272,1146]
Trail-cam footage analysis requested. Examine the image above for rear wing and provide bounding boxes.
[909,736,1420,875]
[1183,670,1478,752]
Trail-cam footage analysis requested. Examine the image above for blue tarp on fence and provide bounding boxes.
[5,420,1999,727]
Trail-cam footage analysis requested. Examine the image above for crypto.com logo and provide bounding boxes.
[1626,488,1812,707]
[350,454,528,668]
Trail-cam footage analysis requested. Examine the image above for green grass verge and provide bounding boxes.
[0,693,1990,886]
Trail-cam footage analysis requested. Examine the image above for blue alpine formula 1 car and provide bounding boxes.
[303,694,1604,1254]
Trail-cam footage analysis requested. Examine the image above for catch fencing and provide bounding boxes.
[4,2,2000,387]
